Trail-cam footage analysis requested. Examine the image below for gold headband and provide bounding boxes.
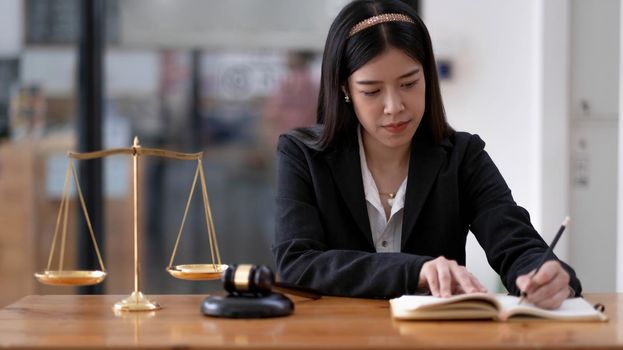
[348,13,415,38]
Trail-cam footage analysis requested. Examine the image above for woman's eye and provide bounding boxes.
[402,80,418,88]
[361,90,380,96]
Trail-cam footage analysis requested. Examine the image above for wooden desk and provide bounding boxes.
[0,293,620,350]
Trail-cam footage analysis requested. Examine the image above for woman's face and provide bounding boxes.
[346,46,425,151]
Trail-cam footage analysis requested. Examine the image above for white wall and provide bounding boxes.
[540,0,570,263]
[569,0,619,293]
[424,0,542,222]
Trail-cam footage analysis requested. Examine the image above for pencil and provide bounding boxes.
[518,216,570,304]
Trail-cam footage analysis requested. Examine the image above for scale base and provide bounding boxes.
[114,291,161,312]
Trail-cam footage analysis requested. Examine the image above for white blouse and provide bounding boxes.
[357,128,408,253]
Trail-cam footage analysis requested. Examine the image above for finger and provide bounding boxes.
[531,285,569,309]
[525,281,559,305]
[449,269,464,294]
[424,267,440,297]
[470,273,488,293]
[528,262,569,297]
[526,268,569,304]
[450,266,479,294]
[530,261,561,285]
[450,279,464,295]
[437,263,452,298]
[515,271,534,294]
[451,280,464,294]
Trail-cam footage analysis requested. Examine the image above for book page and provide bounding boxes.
[391,293,499,311]
[390,293,500,320]
[496,296,608,321]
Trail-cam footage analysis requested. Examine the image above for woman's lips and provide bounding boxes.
[382,120,411,133]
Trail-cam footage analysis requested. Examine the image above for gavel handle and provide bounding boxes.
[273,282,322,299]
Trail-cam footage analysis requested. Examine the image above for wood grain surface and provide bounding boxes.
[0,293,620,350]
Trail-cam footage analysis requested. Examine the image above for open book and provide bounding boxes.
[390,293,608,321]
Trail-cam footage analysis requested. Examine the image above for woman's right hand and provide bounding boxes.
[418,256,487,297]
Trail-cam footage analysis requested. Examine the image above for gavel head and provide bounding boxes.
[222,264,275,296]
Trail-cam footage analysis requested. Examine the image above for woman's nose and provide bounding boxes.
[383,90,405,115]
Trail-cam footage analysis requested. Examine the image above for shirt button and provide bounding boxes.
[382,240,388,247]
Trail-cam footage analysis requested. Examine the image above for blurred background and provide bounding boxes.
[0,0,621,307]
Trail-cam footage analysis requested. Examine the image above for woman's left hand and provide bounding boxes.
[515,260,572,309]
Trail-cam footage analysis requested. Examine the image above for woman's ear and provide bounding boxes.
[341,85,349,96]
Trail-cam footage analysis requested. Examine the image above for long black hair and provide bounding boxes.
[302,0,451,150]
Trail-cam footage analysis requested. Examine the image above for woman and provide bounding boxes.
[273,0,581,309]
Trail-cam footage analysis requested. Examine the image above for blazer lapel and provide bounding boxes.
[326,131,374,247]
[401,132,448,249]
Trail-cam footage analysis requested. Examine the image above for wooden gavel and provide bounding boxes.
[222,264,321,299]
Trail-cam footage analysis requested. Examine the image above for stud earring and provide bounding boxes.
[341,86,351,103]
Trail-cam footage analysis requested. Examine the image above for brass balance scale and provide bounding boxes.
[33,137,227,311]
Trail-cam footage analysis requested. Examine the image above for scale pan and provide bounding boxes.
[167,264,228,280]
[34,270,107,286]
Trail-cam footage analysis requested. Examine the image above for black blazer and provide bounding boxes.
[273,127,581,299]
